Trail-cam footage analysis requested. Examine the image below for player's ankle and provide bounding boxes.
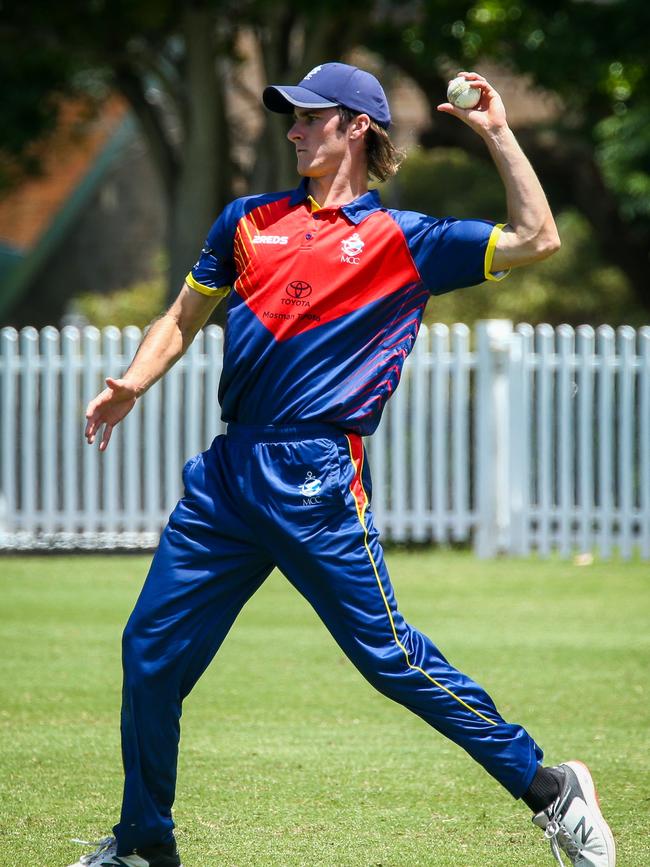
[522,765,562,813]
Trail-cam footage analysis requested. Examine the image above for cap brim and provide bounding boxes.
[263,85,339,114]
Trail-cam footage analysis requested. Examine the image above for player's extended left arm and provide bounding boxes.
[85,284,221,450]
[437,72,561,271]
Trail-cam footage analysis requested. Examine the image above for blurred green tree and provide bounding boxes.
[0,0,373,301]
[368,0,650,313]
[1,0,648,316]
[388,149,641,327]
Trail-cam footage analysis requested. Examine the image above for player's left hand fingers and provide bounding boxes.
[98,423,114,452]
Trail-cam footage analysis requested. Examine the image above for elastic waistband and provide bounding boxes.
[226,421,346,443]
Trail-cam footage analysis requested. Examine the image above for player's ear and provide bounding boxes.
[348,114,371,140]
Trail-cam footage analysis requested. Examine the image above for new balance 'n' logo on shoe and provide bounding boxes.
[67,836,182,867]
[532,761,615,866]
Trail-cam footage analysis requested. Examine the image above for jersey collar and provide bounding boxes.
[341,189,382,224]
[288,180,382,225]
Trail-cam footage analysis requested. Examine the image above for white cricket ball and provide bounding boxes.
[447,77,482,109]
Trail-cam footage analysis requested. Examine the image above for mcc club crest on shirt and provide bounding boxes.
[340,232,365,264]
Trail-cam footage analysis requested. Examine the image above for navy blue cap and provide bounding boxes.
[263,62,391,129]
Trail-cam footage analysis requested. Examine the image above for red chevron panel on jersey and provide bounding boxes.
[233,202,420,342]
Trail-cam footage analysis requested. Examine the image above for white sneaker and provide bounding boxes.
[533,761,616,866]
[67,836,182,866]
[67,837,119,866]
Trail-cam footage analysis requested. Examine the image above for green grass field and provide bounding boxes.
[1,551,648,866]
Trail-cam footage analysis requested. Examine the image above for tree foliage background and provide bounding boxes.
[1,0,648,325]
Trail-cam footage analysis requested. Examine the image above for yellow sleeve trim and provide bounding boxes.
[484,223,510,282]
[186,272,231,299]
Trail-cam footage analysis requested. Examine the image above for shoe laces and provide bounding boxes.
[71,836,117,865]
[544,817,581,866]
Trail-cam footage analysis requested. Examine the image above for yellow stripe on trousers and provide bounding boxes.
[345,435,497,727]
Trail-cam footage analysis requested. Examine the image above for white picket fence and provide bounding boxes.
[0,321,648,558]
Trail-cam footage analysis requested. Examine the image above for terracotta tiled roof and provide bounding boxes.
[0,95,128,252]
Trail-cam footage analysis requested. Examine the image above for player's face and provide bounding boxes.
[287,108,349,178]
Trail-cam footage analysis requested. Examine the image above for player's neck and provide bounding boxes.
[306,162,368,209]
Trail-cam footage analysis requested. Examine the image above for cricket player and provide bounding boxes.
[74,63,615,866]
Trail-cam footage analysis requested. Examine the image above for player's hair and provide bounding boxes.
[338,106,405,182]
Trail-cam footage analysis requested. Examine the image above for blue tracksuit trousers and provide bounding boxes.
[114,424,543,854]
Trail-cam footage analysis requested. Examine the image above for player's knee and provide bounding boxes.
[354,651,408,698]
[121,615,151,685]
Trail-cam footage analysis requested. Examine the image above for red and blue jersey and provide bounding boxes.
[187,181,506,435]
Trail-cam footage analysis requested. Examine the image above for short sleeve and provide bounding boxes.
[186,201,240,298]
[388,210,510,296]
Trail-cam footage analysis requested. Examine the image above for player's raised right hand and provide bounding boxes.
[436,71,508,138]
[85,377,139,451]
